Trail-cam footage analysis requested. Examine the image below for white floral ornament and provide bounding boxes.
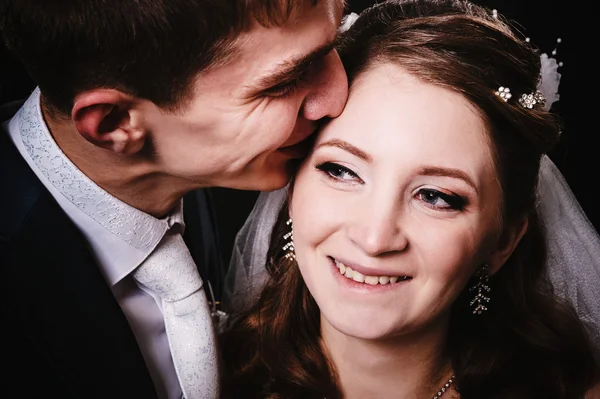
[495,86,512,101]
[338,12,359,33]
[537,51,562,111]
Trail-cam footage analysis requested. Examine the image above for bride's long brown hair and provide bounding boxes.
[220,1,597,397]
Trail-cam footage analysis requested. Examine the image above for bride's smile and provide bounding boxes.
[330,256,412,285]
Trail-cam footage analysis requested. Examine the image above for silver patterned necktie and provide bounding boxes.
[132,230,219,399]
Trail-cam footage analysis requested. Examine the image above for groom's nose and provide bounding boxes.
[301,49,348,121]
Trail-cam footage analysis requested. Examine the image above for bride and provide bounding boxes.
[220,1,600,397]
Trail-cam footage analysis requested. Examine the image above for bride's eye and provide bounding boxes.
[416,188,466,211]
[316,162,363,183]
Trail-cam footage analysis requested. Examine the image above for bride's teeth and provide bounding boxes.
[364,276,379,285]
[334,259,408,285]
[344,267,354,279]
[352,271,365,283]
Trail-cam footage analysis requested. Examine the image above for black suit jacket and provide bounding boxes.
[0,102,225,398]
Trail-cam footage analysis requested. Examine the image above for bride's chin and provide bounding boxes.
[322,314,400,341]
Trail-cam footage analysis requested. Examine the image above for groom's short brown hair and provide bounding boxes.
[0,0,318,115]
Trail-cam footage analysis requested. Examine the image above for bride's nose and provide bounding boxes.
[345,204,408,257]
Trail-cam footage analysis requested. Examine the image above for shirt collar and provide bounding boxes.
[16,88,184,284]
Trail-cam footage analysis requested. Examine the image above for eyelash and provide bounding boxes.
[316,162,362,183]
[315,162,467,211]
[264,52,331,98]
[266,74,308,98]
[416,189,466,211]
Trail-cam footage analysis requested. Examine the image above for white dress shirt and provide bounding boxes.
[6,88,183,399]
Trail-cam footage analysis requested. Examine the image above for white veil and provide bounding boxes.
[537,157,600,348]
[222,186,287,312]
[222,158,600,356]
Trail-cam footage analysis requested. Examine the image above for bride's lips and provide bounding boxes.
[328,256,413,290]
[331,256,412,278]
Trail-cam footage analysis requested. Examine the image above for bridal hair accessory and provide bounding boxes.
[494,36,562,111]
[492,9,563,111]
[283,218,295,261]
[537,38,563,111]
[518,90,546,109]
[495,86,547,110]
[469,264,491,314]
[338,12,359,33]
[341,7,562,112]
[495,86,512,101]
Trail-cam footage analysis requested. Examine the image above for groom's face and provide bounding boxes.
[145,0,348,191]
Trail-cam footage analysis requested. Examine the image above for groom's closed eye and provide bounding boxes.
[248,42,336,98]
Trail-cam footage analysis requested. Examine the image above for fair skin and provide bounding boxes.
[586,381,600,399]
[290,64,526,398]
[44,0,348,217]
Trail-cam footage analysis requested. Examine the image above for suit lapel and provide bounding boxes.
[1,130,158,399]
[183,189,225,302]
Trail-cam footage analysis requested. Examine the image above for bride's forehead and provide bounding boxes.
[326,72,485,139]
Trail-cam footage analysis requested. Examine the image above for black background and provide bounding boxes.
[1,1,594,264]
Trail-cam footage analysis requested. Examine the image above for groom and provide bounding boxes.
[0,0,347,398]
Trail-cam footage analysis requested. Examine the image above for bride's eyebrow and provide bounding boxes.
[316,139,372,162]
[418,166,479,194]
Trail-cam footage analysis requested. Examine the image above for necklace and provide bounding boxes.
[431,374,456,399]
[325,374,456,399]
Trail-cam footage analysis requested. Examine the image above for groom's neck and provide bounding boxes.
[43,107,194,218]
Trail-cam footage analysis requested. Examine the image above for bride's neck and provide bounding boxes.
[321,317,454,399]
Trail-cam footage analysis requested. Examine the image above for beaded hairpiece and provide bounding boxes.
[492,9,563,111]
[339,7,563,112]
[495,86,547,110]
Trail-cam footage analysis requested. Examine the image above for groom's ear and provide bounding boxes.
[72,89,146,155]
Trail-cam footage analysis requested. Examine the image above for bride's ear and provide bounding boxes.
[487,216,529,275]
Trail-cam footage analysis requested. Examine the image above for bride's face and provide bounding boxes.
[290,63,504,340]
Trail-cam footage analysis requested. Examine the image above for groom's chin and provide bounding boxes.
[225,158,300,192]
[255,152,303,191]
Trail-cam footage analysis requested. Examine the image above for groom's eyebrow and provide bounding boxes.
[252,41,336,90]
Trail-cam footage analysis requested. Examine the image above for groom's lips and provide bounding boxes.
[278,117,327,159]
[277,136,315,159]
